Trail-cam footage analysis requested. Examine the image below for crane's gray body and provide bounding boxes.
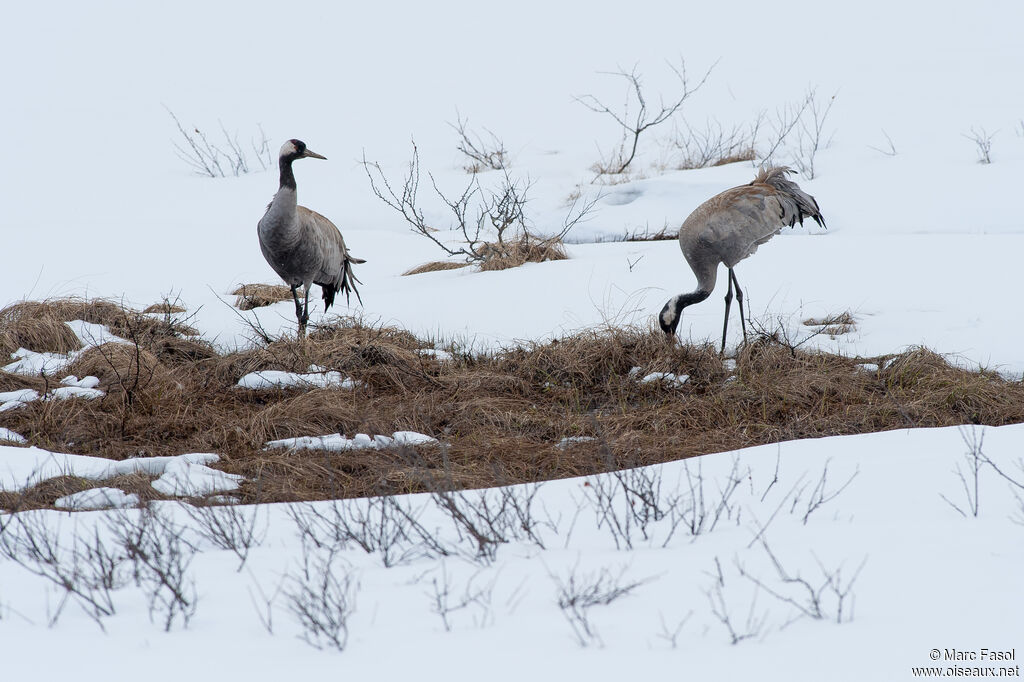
[257,140,363,335]
[660,166,824,349]
[258,187,361,304]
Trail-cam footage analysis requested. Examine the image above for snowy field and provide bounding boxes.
[2,0,1023,678]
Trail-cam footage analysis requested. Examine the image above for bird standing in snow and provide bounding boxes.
[659,166,825,353]
[258,139,365,336]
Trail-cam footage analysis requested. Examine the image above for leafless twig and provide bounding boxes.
[575,58,715,176]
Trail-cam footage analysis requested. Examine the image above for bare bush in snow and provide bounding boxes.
[166,108,272,177]
[183,500,267,572]
[940,425,986,517]
[425,561,496,631]
[449,113,508,172]
[284,545,358,651]
[106,503,198,631]
[585,463,685,550]
[575,58,714,176]
[736,537,865,627]
[963,126,995,164]
[0,511,126,630]
[680,455,746,536]
[553,560,654,647]
[363,142,598,269]
[867,130,898,156]
[704,556,769,645]
[287,496,446,568]
[672,115,760,169]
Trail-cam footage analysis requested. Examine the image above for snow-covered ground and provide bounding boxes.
[2,0,1023,678]
[1,425,1022,680]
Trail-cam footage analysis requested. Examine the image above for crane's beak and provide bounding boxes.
[303,149,327,160]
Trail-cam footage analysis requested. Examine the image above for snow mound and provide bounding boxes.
[0,427,27,444]
[629,367,689,386]
[265,430,438,452]
[237,367,360,390]
[0,388,40,412]
[2,322,129,376]
[54,487,140,510]
[151,453,243,496]
[0,447,240,497]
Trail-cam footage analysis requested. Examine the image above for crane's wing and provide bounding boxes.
[297,206,365,306]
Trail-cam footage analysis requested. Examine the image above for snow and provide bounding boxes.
[0,448,237,496]
[0,425,1022,681]
[640,371,689,386]
[265,430,438,452]
[1,0,1023,678]
[0,427,27,444]
[54,487,140,510]
[237,369,360,390]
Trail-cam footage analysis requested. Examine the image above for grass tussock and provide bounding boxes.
[402,261,470,276]
[477,235,568,272]
[0,298,201,362]
[232,283,293,310]
[3,298,1024,511]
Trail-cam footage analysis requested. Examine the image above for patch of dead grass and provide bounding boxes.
[402,261,470,276]
[232,283,293,310]
[4,298,1024,511]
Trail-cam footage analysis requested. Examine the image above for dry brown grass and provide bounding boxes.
[232,283,293,310]
[477,236,568,272]
[142,302,187,315]
[3,298,1024,512]
[402,261,470,276]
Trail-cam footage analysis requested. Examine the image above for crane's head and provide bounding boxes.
[659,296,684,336]
[279,139,327,161]
[658,290,712,338]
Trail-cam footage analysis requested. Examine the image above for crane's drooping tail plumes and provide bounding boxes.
[660,165,825,353]
[318,251,366,309]
[751,165,826,229]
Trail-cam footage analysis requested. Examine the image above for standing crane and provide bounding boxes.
[258,139,365,336]
[658,166,825,353]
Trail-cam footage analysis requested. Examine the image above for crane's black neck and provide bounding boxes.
[279,156,297,190]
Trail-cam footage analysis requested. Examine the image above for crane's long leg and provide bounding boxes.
[289,285,310,337]
[302,285,311,328]
[729,268,748,345]
[721,272,734,355]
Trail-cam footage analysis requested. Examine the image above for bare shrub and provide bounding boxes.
[363,142,596,270]
[0,510,126,630]
[940,425,986,517]
[736,537,865,626]
[792,90,837,179]
[106,503,199,631]
[288,496,446,567]
[679,455,746,536]
[794,458,858,524]
[575,58,714,176]
[963,127,995,164]
[426,561,496,631]
[284,545,358,651]
[182,500,267,571]
[166,107,272,177]
[868,130,898,156]
[584,462,685,550]
[672,116,760,170]
[449,113,508,172]
[553,560,654,647]
[704,556,768,645]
